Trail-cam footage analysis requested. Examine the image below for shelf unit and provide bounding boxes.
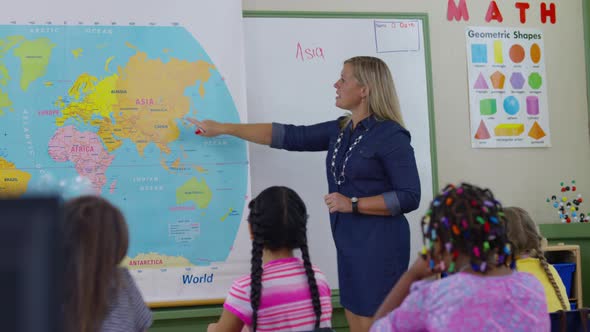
[544,244,583,308]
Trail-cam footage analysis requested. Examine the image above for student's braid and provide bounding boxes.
[538,254,568,310]
[300,243,321,328]
[290,191,321,328]
[248,199,264,332]
[528,212,568,310]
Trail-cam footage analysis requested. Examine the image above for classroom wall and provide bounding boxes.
[149,2,589,329]
[243,0,590,225]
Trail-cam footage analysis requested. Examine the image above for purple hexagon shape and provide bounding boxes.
[510,72,525,89]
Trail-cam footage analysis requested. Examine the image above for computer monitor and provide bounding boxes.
[0,196,62,332]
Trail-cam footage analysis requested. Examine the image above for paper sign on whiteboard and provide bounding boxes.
[374,20,421,53]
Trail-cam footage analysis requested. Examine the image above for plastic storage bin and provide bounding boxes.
[553,263,576,297]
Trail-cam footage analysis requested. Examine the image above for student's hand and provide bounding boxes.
[187,118,223,137]
[324,192,352,213]
[407,255,440,281]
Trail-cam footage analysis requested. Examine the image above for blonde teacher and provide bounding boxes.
[188,56,421,332]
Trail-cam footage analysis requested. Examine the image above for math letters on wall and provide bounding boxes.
[447,0,557,24]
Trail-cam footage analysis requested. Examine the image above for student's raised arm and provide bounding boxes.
[187,118,272,145]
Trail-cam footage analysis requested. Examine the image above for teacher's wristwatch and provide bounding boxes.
[351,197,359,214]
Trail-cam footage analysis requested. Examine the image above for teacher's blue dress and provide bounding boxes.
[271,115,421,316]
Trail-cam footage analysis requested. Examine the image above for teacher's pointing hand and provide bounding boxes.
[187,118,222,137]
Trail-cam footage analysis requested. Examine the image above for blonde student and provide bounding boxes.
[504,206,571,312]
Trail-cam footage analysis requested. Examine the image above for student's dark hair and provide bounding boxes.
[422,183,515,274]
[62,195,129,332]
[504,206,568,310]
[248,186,321,331]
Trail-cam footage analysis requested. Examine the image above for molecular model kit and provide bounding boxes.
[547,180,589,223]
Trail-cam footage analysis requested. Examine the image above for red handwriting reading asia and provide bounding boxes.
[295,42,325,62]
[447,0,557,24]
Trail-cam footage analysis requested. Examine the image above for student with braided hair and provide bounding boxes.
[208,186,333,332]
[370,183,549,332]
[504,206,571,312]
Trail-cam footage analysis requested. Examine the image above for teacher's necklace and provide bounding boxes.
[330,127,368,186]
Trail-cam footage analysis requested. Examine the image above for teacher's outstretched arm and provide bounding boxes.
[187,118,272,145]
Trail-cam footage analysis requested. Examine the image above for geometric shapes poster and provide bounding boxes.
[0,0,251,304]
[466,27,551,148]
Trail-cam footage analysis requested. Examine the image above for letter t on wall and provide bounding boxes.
[515,2,530,24]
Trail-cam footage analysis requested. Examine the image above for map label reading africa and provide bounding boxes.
[0,25,248,270]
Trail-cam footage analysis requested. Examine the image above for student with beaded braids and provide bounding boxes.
[504,206,571,312]
[208,186,333,332]
[370,183,549,332]
[191,56,420,332]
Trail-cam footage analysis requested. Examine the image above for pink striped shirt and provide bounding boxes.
[224,257,333,332]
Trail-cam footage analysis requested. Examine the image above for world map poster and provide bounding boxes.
[0,0,251,304]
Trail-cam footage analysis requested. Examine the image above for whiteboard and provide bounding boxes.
[243,13,437,289]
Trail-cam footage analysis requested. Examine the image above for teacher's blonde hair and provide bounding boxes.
[340,56,405,128]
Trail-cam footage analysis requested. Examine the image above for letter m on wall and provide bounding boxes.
[447,0,470,21]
